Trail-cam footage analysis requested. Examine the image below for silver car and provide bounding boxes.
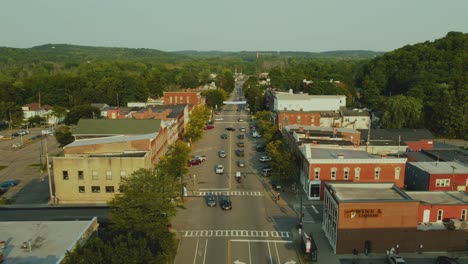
[218,151,226,158]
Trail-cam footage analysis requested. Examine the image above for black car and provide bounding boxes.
[11,132,20,137]
[236,141,244,147]
[226,127,235,131]
[435,256,460,264]
[235,149,244,157]
[237,134,244,139]
[220,196,232,210]
[206,193,217,207]
[221,134,228,139]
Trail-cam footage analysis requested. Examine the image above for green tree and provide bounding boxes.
[202,89,227,109]
[266,140,298,182]
[27,115,46,127]
[64,105,100,125]
[183,106,211,142]
[55,126,75,147]
[382,95,423,129]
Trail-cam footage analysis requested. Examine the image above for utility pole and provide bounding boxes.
[44,135,54,205]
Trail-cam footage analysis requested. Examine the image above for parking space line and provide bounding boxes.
[193,239,199,264]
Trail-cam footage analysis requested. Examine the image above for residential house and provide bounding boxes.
[90,103,110,118]
[22,102,60,124]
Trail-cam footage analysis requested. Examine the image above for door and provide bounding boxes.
[423,209,430,223]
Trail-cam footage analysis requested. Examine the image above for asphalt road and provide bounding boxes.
[173,82,302,264]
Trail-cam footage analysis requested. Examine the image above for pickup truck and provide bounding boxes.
[193,155,207,162]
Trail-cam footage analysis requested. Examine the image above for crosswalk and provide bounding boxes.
[197,191,263,196]
[181,230,291,239]
[302,206,315,223]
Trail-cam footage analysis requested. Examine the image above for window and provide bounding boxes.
[186,96,189,103]
[311,117,315,124]
[62,171,69,180]
[314,168,320,180]
[120,170,127,179]
[354,167,361,180]
[331,168,337,180]
[92,171,98,180]
[436,179,451,187]
[106,186,115,193]
[106,170,112,180]
[394,167,401,180]
[437,209,443,221]
[91,186,101,193]
[462,209,467,221]
[374,167,381,180]
[343,168,350,180]
[78,186,85,193]
[179,96,183,103]
[78,171,84,180]
[297,116,301,123]
[169,96,172,104]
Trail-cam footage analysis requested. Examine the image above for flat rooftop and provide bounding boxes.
[66,133,157,148]
[406,191,468,205]
[327,182,412,202]
[0,218,97,264]
[408,161,468,174]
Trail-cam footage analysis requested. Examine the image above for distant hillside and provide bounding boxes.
[175,50,384,59]
[0,44,186,65]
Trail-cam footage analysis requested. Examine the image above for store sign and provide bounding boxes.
[344,209,382,218]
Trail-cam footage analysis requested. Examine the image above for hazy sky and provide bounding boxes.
[1,0,467,52]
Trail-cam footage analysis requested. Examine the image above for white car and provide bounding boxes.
[252,131,261,138]
[215,117,223,121]
[215,165,224,174]
[240,127,246,132]
[259,156,272,162]
[387,255,406,264]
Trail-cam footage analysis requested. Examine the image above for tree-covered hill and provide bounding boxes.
[356,31,467,139]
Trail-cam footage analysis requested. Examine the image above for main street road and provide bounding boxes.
[173,82,302,264]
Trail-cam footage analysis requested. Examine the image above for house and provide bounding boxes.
[405,161,468,192]
[105,107,141,119]
[22,102,60,124]
[339,107,370,129]
[90,103,110,117]
[298,145,407,200]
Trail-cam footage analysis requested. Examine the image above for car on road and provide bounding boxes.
[221,134,228,139]
[387,255,406,264]
[226,127,235,131]
[1,136,13,140]
[239,127,246,132]
[235,149,244,157]
[259,156,272,162]
[256,144,266,152]
[0,180,20,188]
[193,155,207,162]
[262,166,273,176]
[31,135,43,140]
[11,132,20,137]
[238,118,244,122]
[188,159,202,167]
[215,165,224,174]
[220,196,232,210]
[215,117,223,121]
[435,256,460,264]
[237,160,245,167]
[206,193,217,207]
[252,131,262,138]
[218,150,226,158]
[237,134,244,139]
[236,141,244,147]
[204,125,215,130]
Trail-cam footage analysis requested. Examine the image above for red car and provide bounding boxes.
[188,159,202,166]
[204,125,215,130]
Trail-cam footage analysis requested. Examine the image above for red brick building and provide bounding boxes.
[277,111,321,130]
[163,90,205,110]
[405,161,468,192]
[408,191,468,223]
[299,145,407,200]
[132,105,188,140]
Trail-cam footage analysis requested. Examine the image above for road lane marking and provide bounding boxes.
[274,242,280,264]
[181,230,291,238]
[203,239,208,264]
[193,239,199,264]
[267,242,273,264]
[230,239,293,243]
[196,191,263,196]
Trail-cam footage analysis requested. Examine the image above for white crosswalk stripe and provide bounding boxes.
[197,191,263,196]
[182,230,291,239]
[301,206,315,223]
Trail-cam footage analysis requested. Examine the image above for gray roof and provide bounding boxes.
[66,133,157,148]
[421,149,468,165]
[0,218,97,264]
[358,128,434,142]
[326,182,412,202]
[408,161,468,174]
[74,119,161,136]
[286,124,358,134]
[308,147,375,159]
[407,191,468,205]
[340,106,370,117]
[275,93,345,101]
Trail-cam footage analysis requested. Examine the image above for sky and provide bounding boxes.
[1,0,467,52]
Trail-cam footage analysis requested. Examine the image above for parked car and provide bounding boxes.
[237,134,244,139]
[221,134,228,139]
[206,193,217,207]
[41,129,55,135]
[220,196,232,210]
[218,150,226,158]
[215,165,224,174]
[252,131,262,138]
[193,155,207,162]
[237,160,245,167]
[387,255,406,264]
[435,256,459,264]
[204,125,215,130]
[18,130,30,136]
[11,132,20,137]
[0,187,9,195]
[0,180,20,188]
[1,136,13,141]
[215,117,223,121]
[236,141,244,147]
[12,143,22,148]
[259,156,272,162]
[238,118,244,122]
[262,166,273,176]
[187,159,202,167]
[235,149,245,157]
[225,127,235,131]
[256,144,266,152]
[31,135,43,140]
[239,127,246,132]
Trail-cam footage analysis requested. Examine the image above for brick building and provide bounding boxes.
[163,90,205,110]
[407,191,468,223]
[405,161,468,192]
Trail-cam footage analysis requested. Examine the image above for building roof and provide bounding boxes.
[308,147,378,159]
[0,218,97,264]
[340,106,370,117]
[408,161,468,174]
[421,149,468,165]
[22,103,52,111]
[326,182,412,202]
[66,133,157,148]
[286,124,358,134]
[74,119,161,136]
[358,128,434,143]
[274,93,345,101]
[147,104,186,118]
[301,145,407,163]
[407,191,468,205]
[90,103,109,110]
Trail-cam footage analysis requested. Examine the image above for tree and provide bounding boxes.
[0,101,23,126]
[266,140,298,182]
[50,105,67,124]
[55,126,75,147]
[254,111,277,143]
[202,89,227,109]
[382,95,423,129]
[27,115,46,127]
[183,105,211,142]
[64,105,100,125]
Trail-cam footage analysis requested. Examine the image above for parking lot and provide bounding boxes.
[0,127,62,204]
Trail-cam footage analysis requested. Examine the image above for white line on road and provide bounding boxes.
[311,205,319,214]
[274,242,280,264]
[193,239,199,264]
[198,188,229,191]
[248,241,252,264]
[230,239,294,243]
[267,242,273,264]
[202,239,208,264]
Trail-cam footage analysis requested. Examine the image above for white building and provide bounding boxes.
[273,91,346,112]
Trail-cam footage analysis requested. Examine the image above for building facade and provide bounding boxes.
[163,90,205,109]
[405,161,468,192]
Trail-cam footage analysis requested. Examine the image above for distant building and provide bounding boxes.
[163,90,205,110]
[22,102,59,124]
[405,161,468,192]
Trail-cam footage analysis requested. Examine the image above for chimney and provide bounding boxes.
[337,154,344,159]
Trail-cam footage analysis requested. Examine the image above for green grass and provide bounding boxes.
[0,165,6,171]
